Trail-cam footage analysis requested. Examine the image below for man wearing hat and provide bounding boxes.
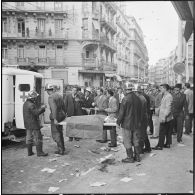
[83,87,94,115]
[117,82,142,163]
[45,83,66,155]
[23,90,48,157]
[134,84,151,154]
[171,83,188,143]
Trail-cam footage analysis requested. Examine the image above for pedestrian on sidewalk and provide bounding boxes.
[184,83,193,135]
[23,90,48,157]
[46,84,66,155]
[117,82,142,163]
[171,83,188,143]
[153,84,173,150]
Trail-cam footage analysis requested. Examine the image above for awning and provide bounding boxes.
[184,21,193,42]
[114,74,122,81]
[93,20,99,30]
[105,73,115,77]
[105,73,122,81]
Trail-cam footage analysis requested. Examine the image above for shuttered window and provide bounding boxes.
[39,45,46,58]
[38,19,45,32]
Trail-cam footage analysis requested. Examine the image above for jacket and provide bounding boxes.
[159,92,173,123]
[184,89,193,114]
[117,92,142,130]
[171,92,188,116]
[64,93,75,117]
[94,94,108,115]
[48,92,65,121]
[137,93,148,123]
[23,99,45,130]
[105,96,118,118]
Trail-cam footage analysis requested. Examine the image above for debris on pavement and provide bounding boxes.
[99,154,113,163]
[150,153,157,157]
[74,145,80,148]
[100,147,111,152]
[59,179,67,183]
[18,181,22,184]
[120,177,133,182]
[41,168,56,173]
[88,149,100,154]
[97,164,108,172]
[90,182,107,187]
[136,173,146,176]
[110,148,120,152]
[54,165,58,168]
[75,168,79,172]
[136,163,141,167]
[61,163,70,167]
[48,187,59,193]
[101,158,115,165]
[76,173,80,177]
[81,167,96,176]
[49,158,58,162]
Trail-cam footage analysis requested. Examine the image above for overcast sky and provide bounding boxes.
[124,1,179,66]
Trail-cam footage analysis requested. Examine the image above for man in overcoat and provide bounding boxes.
[46,84,66,155]
[23,90,48,157]
[117,83,142,163]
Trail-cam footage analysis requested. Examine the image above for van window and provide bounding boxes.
[19,84,30,92]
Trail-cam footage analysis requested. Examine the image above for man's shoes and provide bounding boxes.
[164,144,170,148]
[55,151,65,155]
[96,140,107,143]
[122,157,134,163]
[108,143,117,147]
[143,148,152,153]
[150,136,159,139]
[75,137,81,141]
[152,146,163,150]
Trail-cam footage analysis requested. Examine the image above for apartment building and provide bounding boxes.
[2,2,149,87]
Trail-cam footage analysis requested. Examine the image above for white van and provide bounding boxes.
[2,67,43,139]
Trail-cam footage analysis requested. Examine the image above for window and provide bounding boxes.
[37,2,45,9]
[86,50,90,58]
[57,45,63,49]
[2,45,8,59]
[16,2,24,6]
[2,18,7,33]
[18,45,24,58]
[38,19,45,32]
[39,45,46,58]
[19,84,30,92]
[55,19,63,31]
[55,2,62,10]
[83,19,88,30]
[17,19,25,36]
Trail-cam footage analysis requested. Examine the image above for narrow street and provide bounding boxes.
[2,125,193,194]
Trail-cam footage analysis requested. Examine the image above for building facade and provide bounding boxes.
[2,2,149,87]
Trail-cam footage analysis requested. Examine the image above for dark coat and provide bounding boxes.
[171,93,188,117]
[23,99,45,130]
[64,93,75,117]
[48,92,66,122]
[142,92,151,116]
[117,92,142,130]
[83,95,94,108]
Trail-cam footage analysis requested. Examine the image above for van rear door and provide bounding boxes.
[15,75,34,129]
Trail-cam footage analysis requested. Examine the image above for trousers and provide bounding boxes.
[140,120,151,150]
[185,113,193,134]
[148,110,154,134]
[158,121,172,147]
[26,129,42,145]
[153,115,160,137]
[51,120,65,152]
[122,128,140,149]
[173,112,184,142]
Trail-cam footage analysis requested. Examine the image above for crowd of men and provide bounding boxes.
[23,82,193,163]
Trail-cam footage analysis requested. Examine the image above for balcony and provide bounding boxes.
[101,61,117,71]
[100,17,117,34]
[83,58,100,70]
[16,57,28,66]
[100,34,116,51]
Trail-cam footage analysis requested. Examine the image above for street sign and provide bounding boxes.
[173,62,185,74]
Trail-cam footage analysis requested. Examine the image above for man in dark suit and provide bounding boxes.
[171,83,188,143]
[117,83,142,163]
[83,87,94,115]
